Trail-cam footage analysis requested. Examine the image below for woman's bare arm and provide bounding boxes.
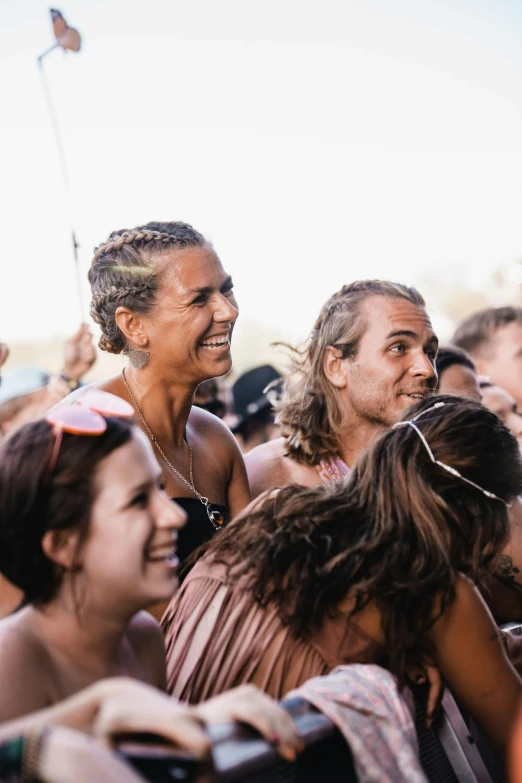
[428,574,522,759]
[0,678,300,762]
[0,681,108,742]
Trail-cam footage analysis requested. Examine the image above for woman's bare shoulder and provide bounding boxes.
[0,612,55,719]
[126,610,163,644]
[126,611,166,689]
[245,438,320,496]
[189,406,240,452]
[0,609,43,651]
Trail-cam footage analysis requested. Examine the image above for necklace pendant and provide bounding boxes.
[208,509,224,528]
[121,369,224,525]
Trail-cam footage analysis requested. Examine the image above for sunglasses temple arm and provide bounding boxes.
[49,425,64,474]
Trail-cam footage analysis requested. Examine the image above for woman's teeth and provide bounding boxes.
[200,336,229,349]
[146,547,175,562]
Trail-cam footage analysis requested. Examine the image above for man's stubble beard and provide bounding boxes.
[346,376,398,431]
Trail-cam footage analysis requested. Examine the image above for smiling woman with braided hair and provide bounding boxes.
[70,222,250,598]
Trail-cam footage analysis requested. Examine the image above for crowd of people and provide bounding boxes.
[2,220,522,781]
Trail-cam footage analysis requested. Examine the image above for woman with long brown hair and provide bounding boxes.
[163,395,522,760]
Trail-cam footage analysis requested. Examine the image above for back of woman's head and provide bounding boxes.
[355,395,522,579]
[89,221,207,355]
[0,416,133,603]
[205,395,522,678]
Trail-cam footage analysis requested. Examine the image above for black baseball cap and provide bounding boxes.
[231,365,282,432]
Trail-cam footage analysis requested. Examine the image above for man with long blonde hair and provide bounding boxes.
[246,279,439,495]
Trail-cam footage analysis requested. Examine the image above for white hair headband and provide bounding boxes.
[393,401,510,506]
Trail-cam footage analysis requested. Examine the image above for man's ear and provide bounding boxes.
[323,345,349,389]
[114,307,149,349]
[41,529,81,571]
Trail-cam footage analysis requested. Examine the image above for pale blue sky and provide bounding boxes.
[1,0,522,344]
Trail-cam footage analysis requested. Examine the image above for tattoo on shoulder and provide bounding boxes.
[496,554,521,584]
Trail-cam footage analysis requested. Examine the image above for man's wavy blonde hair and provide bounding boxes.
[277,280,425,465]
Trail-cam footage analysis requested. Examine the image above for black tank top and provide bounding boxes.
[172,498,229,566]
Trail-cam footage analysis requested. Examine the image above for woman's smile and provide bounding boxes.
[198,331,232,356]
[145,543,178,565]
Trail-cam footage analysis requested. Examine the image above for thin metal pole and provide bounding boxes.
[37,43,59,64]
[37,52,84,318]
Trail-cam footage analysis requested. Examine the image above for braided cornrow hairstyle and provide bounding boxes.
[89,221,206,354]
[276,280,426,465]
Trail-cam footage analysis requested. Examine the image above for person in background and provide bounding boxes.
[0,327,97,616]
[434,346,522,448]
[59,323,98,393]
[0,340,23,619]
[192,378,227,419]
[0,324,96,439]
[453,306,522,410]
[0,343,8,375]
[231,365,282,453]
[435,345,481,401]
[476,376,522,619]
[479,378,522,452]
[0,567,22,621]
[433,353,522,622]
[0,368,67,439]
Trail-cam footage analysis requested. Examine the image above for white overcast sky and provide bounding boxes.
[1,0,522,344]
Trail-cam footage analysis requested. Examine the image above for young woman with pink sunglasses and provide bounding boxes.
[0,392,300,766]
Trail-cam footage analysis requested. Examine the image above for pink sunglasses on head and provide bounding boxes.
[45,390,134,472]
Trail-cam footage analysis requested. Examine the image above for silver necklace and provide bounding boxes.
[121,369,223,530]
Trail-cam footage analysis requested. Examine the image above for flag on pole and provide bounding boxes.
[50,9,81,53]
